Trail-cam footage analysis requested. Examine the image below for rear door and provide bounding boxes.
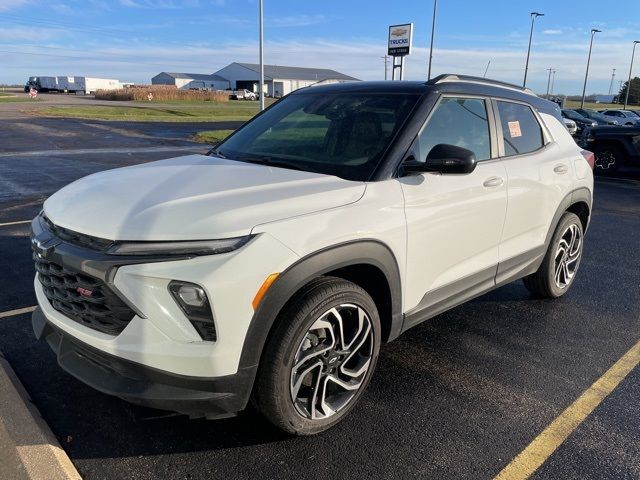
[493,99,574,280]
[399,96,507,314]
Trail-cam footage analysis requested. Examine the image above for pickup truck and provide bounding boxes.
[231,89,257,100]
[579,125,640,174]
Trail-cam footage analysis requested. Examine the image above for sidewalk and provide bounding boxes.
[0,352,81,480]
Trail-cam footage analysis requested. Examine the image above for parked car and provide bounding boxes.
[31,75,593,435]
[598,109,640,126]
[625,109,640,117]
[231,89,257,100]
[563,118,578,135]
[579,125,640,174]
[575,108,619,126]
[561,109,597,135]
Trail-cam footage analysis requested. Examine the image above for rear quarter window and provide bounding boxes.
[497,101,544,157]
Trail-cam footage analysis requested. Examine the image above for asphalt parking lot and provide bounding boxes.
[0,102,639,479]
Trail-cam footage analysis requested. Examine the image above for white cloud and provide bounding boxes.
[0,26,67,40]
[542,29,563,35]
[269,14,326,28]
[1,36,634,95]
[119,0,200,8]
[0,0,27,11]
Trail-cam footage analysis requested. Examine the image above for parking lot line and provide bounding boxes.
[0,145,204,158]
[495,340,640,480]
[0,220,31,228]
[0,307,37,320]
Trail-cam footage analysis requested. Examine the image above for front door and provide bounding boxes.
[399,96,508,315]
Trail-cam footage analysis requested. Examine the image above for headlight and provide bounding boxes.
[107,235,253,256]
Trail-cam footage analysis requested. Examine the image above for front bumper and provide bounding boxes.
[33,307,256,419]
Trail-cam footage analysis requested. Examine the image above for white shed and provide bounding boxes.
[151,72,230,90]
[212,63,359,97]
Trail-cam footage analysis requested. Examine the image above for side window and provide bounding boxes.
[497,101,544,156]
[417,97,491,162]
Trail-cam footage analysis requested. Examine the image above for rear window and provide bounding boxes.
[497,101,544,157]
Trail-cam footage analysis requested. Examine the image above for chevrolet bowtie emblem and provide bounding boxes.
[31,235,59,259]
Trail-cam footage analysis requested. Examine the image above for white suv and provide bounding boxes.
[31,75,594,435]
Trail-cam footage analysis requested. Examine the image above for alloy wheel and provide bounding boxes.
[290,303,374,420]
[553,223,582,289]
[594,151,616,171]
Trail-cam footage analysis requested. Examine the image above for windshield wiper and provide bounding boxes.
[239,156,305,172]
[207,148,227,158]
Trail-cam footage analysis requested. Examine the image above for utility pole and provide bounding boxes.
[624,40,640,108]
[258,0,265,111]
[550,69,557,95]
[427,0,438,79]
[581,29,601,109]
[381,55,389,80]
[523,11,544,87]
[608,68,616,95]
[546,67,553,96]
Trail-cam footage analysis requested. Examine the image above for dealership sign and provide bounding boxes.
[388,23,413,56]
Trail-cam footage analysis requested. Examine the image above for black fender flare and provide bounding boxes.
[237,240,403,373]
[544,187,592,248]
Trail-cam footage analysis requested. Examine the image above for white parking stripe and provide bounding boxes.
[0,145,204,158]
[0,307,36,319]
[0,220,31,228]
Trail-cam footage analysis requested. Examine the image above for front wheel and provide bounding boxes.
[523,212,584,298]
[253,277,381,435]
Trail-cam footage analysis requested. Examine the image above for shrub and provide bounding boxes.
[95,85,229,102]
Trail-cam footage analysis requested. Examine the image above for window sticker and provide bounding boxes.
[508,121,522,138]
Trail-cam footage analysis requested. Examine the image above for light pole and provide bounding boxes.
[546,67,553,96]
[427,0,437,80]
[523,11,544,87]
[550,69,556,95]
[258,0,265,111]
[580,29,601,109]
[624,40,640,109]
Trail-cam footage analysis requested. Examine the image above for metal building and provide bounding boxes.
[212,63,359,97]
[151,72,230,90]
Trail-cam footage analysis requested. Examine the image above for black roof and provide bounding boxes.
[294,74,561,119]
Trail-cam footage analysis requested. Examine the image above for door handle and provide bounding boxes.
[554,164,569,174]
[483,176,504,188]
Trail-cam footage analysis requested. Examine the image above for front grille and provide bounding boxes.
[42,215,114,252]
[34,252,136,336]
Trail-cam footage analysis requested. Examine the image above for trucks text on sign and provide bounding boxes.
[388,23,413,56]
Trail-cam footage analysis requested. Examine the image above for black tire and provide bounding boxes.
[523,212,584,298]
[253,276,381,435]
[593,144,624,175]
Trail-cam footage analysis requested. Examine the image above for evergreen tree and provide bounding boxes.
[618,77,640,105]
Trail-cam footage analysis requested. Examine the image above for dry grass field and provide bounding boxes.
[95,85,229,102]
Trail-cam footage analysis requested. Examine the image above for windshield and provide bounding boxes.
[213,92,420,181]
[564,110,585,121]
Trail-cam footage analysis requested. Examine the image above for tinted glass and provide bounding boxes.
[417,97,491,161]
[215,92,420,181]
[497,101,544,156]
[563,110,585,121]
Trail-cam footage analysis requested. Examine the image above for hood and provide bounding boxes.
[44,155,366,240]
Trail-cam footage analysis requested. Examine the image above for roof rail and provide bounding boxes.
[427,74,536,95]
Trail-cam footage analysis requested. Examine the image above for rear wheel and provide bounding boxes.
[253,277,381,435]
[523,212,584,298]
[593,144,623,174]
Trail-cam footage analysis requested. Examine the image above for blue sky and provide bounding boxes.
[1,0,639,94]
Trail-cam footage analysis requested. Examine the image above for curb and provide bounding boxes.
[0,352,81,480]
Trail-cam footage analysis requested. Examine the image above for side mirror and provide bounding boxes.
[403,144,478,175]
